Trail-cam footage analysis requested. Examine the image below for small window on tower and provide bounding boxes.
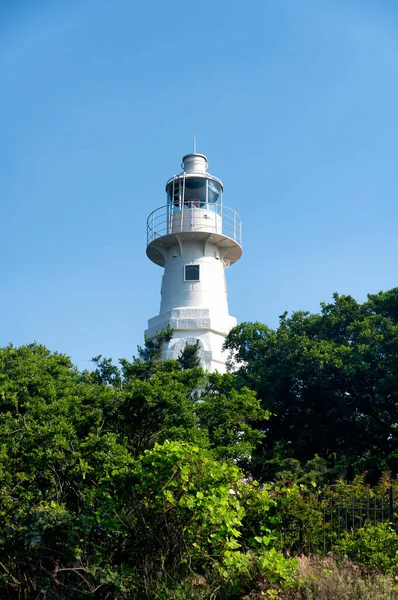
[184,265,200,281]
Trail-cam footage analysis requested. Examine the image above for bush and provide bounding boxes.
[334,523,398,573]
[129,440,300,598]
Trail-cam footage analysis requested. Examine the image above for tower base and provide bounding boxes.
[145,308,236,373]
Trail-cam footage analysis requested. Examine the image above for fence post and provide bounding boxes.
[299,522,303,552]
[323,491,326,554]
[389,486,394,522]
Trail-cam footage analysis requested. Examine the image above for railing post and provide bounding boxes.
[181,172,185,232]
[170,205,173,233]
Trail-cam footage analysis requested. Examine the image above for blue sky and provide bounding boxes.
[1,0,398,368]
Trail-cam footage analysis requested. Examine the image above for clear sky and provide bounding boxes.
[1,0,398,369]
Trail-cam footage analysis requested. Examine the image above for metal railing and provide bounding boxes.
[280,486,396,555]
[146,204,242,247]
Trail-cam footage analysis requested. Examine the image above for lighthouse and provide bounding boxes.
[145,151,242,372]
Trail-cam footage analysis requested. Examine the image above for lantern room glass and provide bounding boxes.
[166,178,222,211]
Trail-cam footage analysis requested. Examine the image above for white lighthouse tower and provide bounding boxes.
[145,151,242,373]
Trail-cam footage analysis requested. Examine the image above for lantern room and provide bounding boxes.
[146,152,242,267]
[166,153,223,211]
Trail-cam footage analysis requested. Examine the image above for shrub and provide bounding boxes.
[129,440,300,598]
[334,523,398,573]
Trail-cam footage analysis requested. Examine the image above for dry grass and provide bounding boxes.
[246,555,398,600]
[294,555,398,600]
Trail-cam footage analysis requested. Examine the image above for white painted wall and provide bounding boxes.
[159,241,228,317]
[145,308,236,373]
[171,206,222,235]
[145,237,236,373]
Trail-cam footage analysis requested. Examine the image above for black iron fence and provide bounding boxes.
[285,486,396,554]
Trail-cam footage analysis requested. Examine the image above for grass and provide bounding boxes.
[246,555,398,600]
[295,555,398,600]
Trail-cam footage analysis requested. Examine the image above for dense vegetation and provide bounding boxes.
[225,288,398,484]
[1,289,398,598]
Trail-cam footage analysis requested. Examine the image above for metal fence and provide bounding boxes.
[287,487,396,554]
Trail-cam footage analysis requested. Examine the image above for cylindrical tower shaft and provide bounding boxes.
[159,241,228,316]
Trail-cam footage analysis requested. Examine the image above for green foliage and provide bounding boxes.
[3,287,398,597]
[131,324,174,379]
[137,323,174,362]
[178,339,202,369]
[255,481,325,555]
[129,440,251,596]
[198,371,269,464]
[224,289,398,482]
[130,440,299,598]
[334,523,398,573]
[0,342,296,598]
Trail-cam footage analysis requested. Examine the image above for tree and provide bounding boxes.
[198,371,269,464]
[123,324,174,380]
[0,343,295,598]
[178,339,201,369]
[224,289,398,482]
[137,324,173,363]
